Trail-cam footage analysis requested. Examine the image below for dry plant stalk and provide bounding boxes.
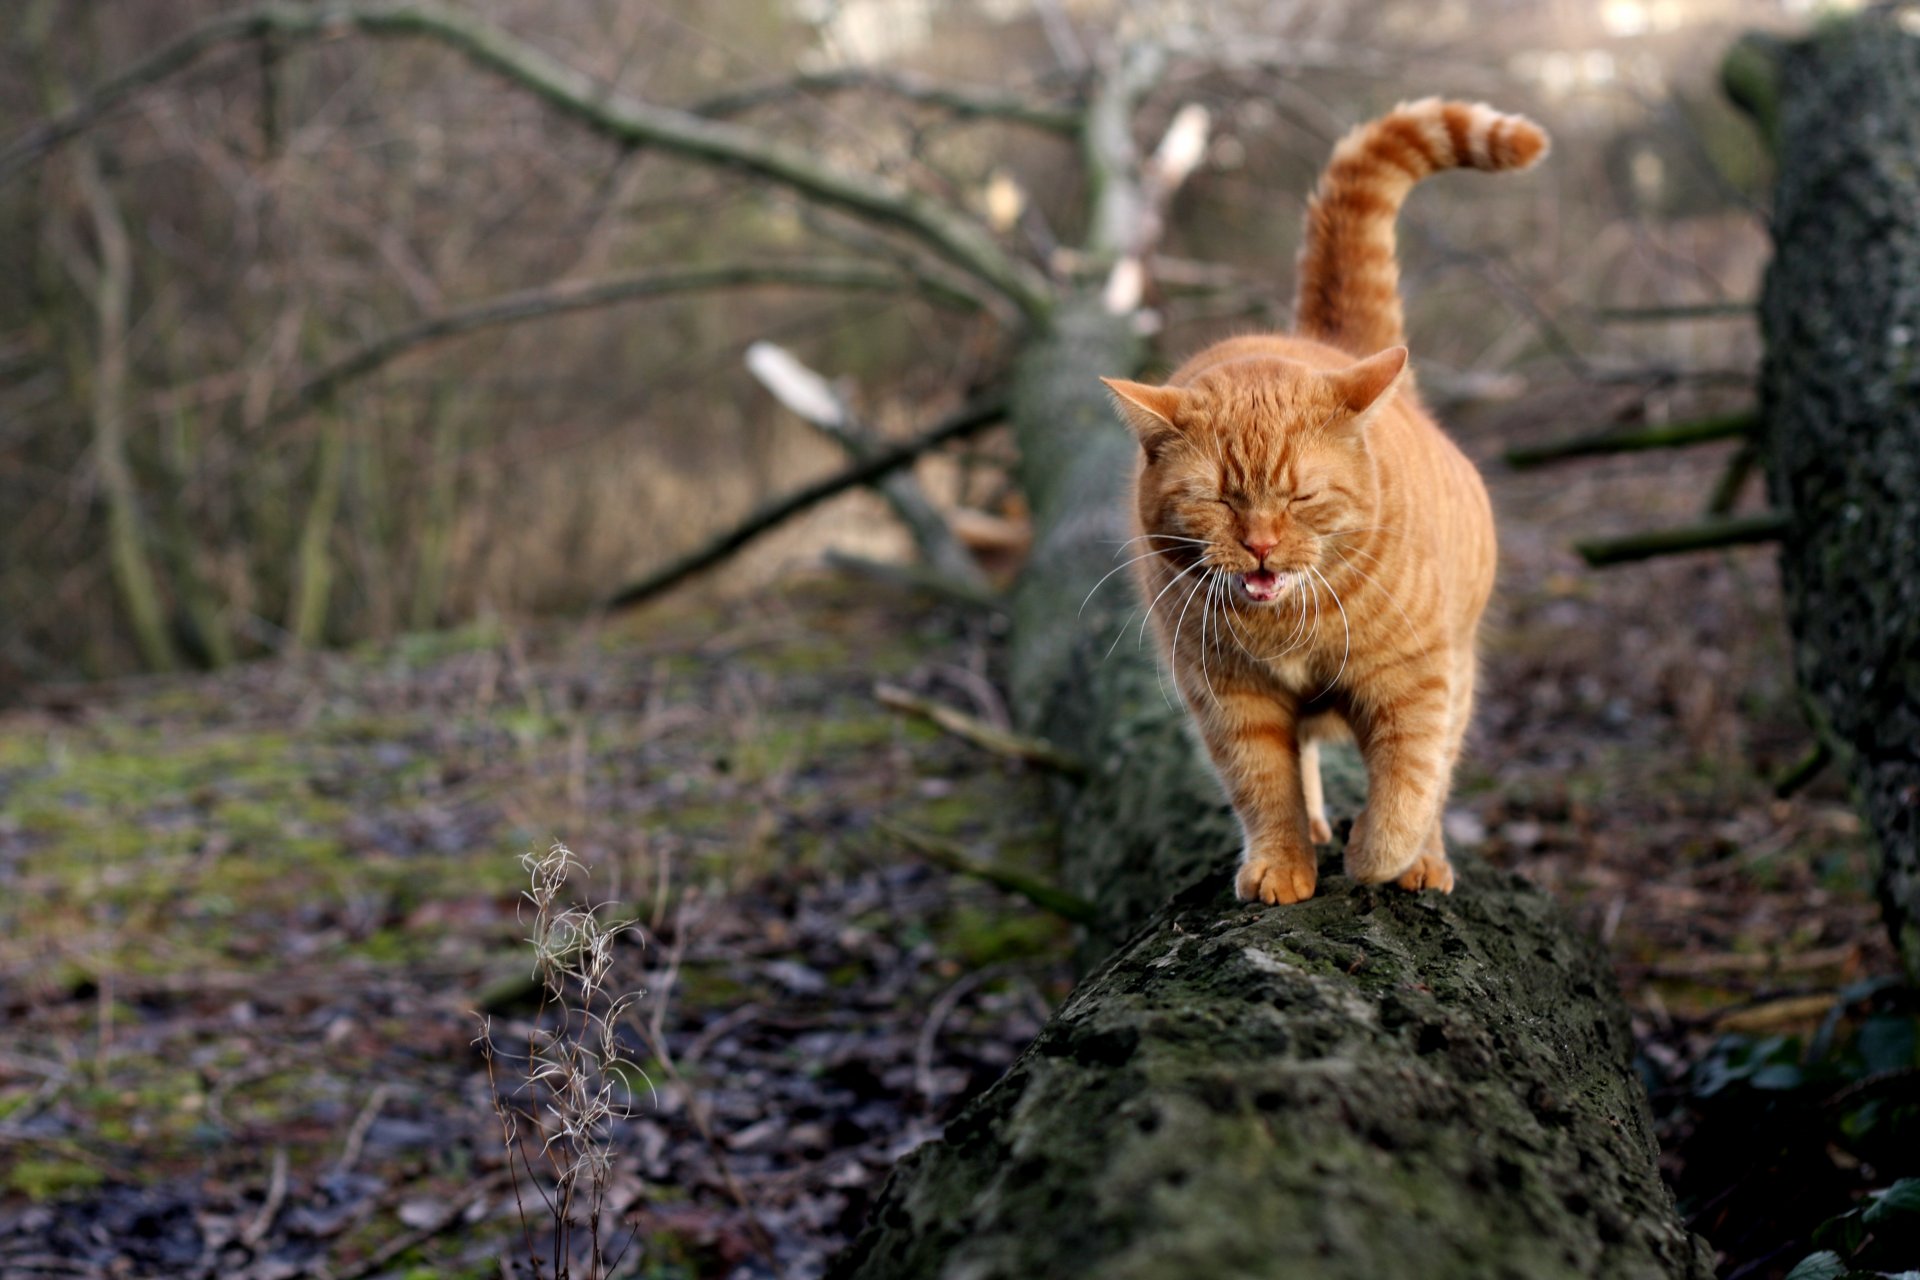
[476,843,651,1280]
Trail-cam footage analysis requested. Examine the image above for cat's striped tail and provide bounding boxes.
[1293,98,1548,357]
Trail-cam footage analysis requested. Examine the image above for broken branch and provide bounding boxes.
[602,395,1006,611]
[746,342,989,591]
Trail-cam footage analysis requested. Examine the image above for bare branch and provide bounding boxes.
[264,259,943,430]
[693,68,1081,133]
[0,2,1054,319]
[602,395,1006,612]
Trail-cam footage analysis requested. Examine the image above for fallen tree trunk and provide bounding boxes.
[1747,11,1920,983]
[834,296,1713,1279]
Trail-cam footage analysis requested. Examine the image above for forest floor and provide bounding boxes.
[0,385,1913,1279]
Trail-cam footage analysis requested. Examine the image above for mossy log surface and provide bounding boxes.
[1757,11,1920,980]
[834,297,1711,1278]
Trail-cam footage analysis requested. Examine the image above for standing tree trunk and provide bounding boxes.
[1744,10,1920,981]
[832,295,1714,1279]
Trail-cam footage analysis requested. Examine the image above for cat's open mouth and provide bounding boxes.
[1240,569,1291,603]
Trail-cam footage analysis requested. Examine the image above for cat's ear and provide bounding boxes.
[1101,377,1185,460]
[1325,346,1408,425]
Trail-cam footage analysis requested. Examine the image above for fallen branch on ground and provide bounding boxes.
[821,552,1004,611]
[1575,511,1790,567]
[879,821,1098,927]
[1505,409,1759,469]
[875,682,1085,777]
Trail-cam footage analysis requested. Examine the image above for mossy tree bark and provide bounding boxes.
[1750,11,1920,981]
[833,295,1713,1279]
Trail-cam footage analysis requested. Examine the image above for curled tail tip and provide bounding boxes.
[1489,108,1551,171]
[1376,98,1551,174]
[1451,100,1551,172]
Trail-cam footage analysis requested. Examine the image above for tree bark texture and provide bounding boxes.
[1756,10,1920,981]
[835,297,1713,1279]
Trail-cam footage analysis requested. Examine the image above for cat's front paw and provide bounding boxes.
[1394,849,1455,894]
[1236,847,1317,905]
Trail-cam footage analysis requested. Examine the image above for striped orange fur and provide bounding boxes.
[1101,99,1548,904]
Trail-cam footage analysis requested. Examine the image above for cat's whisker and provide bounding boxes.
[1163,563,1211,710]
[1295,565,1326,659]
[1198,575,1224,709]
[1117,559,1205,661]
[1308,566,1351,698]
[1079,547,1180,617]
[1212,569,1264,660]
[1210,571,1250,657]
[1218,569,1311,663]
[1271,573,1314,657]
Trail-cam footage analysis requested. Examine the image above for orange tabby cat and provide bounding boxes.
[1102,99,1547,904]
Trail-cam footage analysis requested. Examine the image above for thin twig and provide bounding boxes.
[875,682,1086,777]
[332,1083,392,1178]
[240,1146,289,1247]
[329,1174,508,1280]
[681,1002,763,1068]
[914,962,1013,1102]
[1706,439,1763,516]
[1772,740,1833,799]
[879,821,1098,927]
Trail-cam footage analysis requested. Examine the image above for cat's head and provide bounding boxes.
[1102,346,1404,606]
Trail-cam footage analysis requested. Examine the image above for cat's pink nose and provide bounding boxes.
[1242,538,1276,562]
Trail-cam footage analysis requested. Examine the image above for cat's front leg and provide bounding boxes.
[1346,685,1455,890]
[1189,683,1318,905]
